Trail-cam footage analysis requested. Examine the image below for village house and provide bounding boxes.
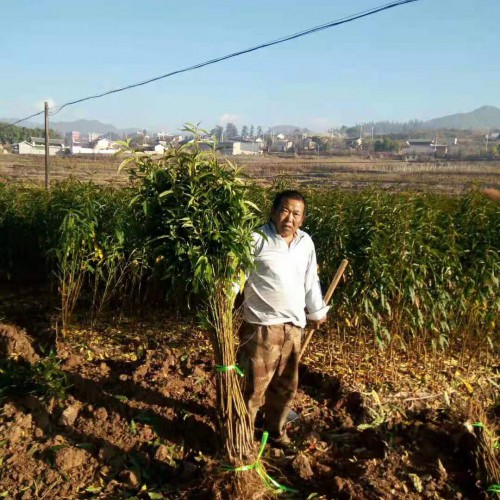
[64,131,81,147]
[303,138,317,150]
[155,133,183,148]
[70,136,119,154]
[269,139,293,153]
[346,137,363,149]
[13,137,65,155]
[402,139,448,157]
[218,141,261,156]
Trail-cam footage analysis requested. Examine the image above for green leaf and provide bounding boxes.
[85,486,101,493]
[148,493,164,499]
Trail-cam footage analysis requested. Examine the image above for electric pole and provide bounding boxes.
[44,101,49,189]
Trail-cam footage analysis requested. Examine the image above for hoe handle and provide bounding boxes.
[299,259,348,361]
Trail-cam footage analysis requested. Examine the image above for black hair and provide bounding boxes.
[271,190,307,215]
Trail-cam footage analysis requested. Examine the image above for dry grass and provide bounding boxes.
[1,153,500,193]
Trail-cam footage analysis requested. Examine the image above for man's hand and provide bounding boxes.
[307,316,327,330]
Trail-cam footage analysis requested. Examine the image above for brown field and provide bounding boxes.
[1,153,500,193]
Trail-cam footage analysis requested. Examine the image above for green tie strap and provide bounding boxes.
[215,364,244,377]
[222,431,298,494]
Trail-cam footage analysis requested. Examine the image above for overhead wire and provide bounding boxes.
[2,110,46,129]
[2,0,419,129]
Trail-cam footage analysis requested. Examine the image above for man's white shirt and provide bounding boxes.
[243,222,329,328]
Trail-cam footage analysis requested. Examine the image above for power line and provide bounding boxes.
[3,0,419,129]
[1,110,46,129]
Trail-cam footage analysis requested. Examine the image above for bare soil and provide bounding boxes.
[0,290,496,499]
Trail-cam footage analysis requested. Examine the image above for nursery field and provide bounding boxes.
[0,143,498,499]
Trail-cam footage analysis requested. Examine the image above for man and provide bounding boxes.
[238,190,329,444]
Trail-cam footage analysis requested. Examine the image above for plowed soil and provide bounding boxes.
[0,290,494,499]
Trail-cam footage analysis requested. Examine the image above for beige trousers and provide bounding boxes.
[237,321,302,436]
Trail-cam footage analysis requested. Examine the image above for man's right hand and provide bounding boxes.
[307,316,327,330]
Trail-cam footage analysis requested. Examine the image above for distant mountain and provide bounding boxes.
[51,119,120,135]
[0,118,143,137]
[343,106,500,135]
[50,119,143,136]
[4,105,498,140]
[423,106,500,130]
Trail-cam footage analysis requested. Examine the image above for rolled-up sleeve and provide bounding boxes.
[304,244,330,320]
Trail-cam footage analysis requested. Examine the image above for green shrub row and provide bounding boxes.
[0,179,497,348]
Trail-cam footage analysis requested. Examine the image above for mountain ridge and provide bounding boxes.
[2,105,499,136]
[423,105,500,130]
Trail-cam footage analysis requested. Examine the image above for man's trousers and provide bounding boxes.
[237,321,302,436]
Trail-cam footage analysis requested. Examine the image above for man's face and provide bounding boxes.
[271,198,305,238]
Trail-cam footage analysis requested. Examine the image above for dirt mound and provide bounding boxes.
[0,323,39,363]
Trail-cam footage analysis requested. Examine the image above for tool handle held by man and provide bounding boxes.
[299,259,348,361]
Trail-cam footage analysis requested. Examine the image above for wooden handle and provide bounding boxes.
[298,259,348,361]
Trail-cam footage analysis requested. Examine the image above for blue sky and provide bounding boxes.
[1,0,498,132]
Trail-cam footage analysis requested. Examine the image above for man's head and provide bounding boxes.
[271,190,307,239]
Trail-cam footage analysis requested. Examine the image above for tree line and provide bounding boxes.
[0,122,62,145]
[210,123,264,141]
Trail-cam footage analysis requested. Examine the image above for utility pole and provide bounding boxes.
[44,101,49,189]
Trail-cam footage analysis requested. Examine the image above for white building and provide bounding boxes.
[402,140,448,157]
[14,137,64,155]
[70,137,119,155]
[219,141,261,156]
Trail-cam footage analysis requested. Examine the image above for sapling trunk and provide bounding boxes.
[208,282,254,459]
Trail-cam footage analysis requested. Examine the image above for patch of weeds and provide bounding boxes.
[0,351,69,402]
